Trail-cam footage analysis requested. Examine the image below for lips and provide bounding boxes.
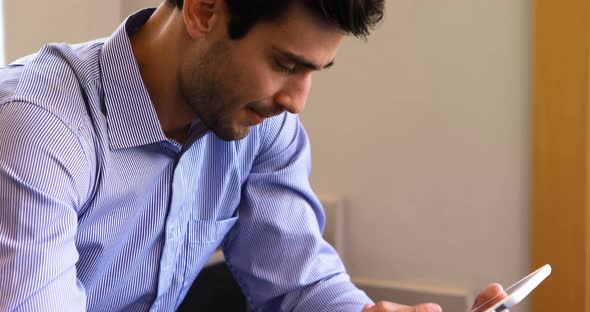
[250,108,270,118]
[247,108,268,124]
[246,105,285,124]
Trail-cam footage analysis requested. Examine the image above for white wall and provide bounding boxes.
[122,0,161,18]
[0,1,5,65]
[301,0,532,309]
[4,0,121,63]
[3,0,165,63]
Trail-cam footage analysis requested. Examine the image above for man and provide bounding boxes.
[0,0,503,311]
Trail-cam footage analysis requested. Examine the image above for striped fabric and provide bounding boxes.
[0,8,371,312]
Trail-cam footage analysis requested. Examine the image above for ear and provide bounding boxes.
[183,0,222,38]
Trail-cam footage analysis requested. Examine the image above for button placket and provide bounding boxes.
[156,155,187,297]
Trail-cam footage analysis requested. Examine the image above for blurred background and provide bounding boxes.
[2,1,587,311]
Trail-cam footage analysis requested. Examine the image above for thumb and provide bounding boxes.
[414,303,443,312]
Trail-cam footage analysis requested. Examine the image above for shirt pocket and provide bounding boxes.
[187,216,238,244]
[182,216,238,289]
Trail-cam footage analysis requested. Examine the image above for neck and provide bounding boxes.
[130,4,196,143]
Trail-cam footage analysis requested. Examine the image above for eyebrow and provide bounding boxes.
[272,46,335,71]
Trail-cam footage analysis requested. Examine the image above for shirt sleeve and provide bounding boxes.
[222,113,372,312]
[0,101,92,311]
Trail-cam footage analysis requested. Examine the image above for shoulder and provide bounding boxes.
[239,112,310,170]
[233,112,303,154]
[10,40,104,92]
[0,100,94,208]
[259,112,306,152]
[0,41,105,175]
[3,40,105,131]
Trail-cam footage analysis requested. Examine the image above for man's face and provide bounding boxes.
[179,2,344,141]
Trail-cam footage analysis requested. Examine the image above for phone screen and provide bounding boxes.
[470,264,551,312]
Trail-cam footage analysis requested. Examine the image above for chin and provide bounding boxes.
[202,116,250,141]
[212,126,250,142]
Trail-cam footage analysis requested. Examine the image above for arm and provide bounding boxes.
[0,101,92,311]
[222,113,371,312]
[220,113,506,312]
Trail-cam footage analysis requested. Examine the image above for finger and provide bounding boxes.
[364,301,442,312]
[414,303,443,312]
[472,283,506,311]
[373,301,407,310]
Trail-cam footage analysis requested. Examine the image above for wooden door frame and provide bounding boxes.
[531,0,589,311]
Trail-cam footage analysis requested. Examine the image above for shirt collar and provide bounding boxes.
[100,8,167,150]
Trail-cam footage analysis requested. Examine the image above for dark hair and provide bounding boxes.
[166,0,384,40]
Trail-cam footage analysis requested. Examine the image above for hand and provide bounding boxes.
[362,301,442,312]
[470,283,507,312]
[360,283,506,312]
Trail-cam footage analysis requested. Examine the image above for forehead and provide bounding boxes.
[239,2,345,65]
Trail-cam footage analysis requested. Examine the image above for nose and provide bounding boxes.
[273,73,312,114]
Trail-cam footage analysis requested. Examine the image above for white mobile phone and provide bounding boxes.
[470,264,552,312]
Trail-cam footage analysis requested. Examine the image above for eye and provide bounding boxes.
[273,59,297,74]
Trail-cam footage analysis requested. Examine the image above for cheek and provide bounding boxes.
[232,60,283,104]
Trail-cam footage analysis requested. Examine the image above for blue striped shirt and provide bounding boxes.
[0,9,370,312]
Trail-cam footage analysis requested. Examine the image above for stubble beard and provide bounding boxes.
[179,40,249,141]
